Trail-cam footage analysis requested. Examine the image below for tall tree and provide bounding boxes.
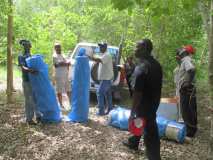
[7,0,13,103]
[208,1,213,106]
[199,1,213,158]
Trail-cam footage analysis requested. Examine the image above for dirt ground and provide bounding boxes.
[0,80,212,160]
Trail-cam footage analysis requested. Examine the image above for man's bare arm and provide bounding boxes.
[88,56,102,63]
[21,65,38,74]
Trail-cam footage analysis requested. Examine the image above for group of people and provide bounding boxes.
[122,40,197,160]
[18,40,114,124]
[18,38,197,160]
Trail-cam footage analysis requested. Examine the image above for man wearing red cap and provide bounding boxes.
[175,45,197,137]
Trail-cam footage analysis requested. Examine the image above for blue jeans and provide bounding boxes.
[96,80,113,115]
[23,81,40,121]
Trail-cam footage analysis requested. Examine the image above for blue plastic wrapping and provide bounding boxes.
[68,48,90,123]
[165,121,186,143]
[26,54,61,123]
[108,107,130,130]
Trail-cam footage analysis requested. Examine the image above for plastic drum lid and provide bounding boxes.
[165,125,180,141]
[165,122,186,143]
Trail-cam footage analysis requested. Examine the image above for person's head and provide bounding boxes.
[135,38,153,58]
[54,43,61,54]
[176,45,195,61]
[19,39,31,54]
[98,42,107,53]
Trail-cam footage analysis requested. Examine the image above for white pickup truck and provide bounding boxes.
[69,42,124,100]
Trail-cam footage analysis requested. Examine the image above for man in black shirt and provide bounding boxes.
[18,40,39,125]
[123,39,162,160]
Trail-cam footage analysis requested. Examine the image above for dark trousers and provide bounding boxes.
[128,119,161,160]
[180,87,197,137]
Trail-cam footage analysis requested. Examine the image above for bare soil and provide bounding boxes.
[0,80,212,160]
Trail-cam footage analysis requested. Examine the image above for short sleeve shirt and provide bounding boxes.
[131,56,163,119]
[53,53,69,78]
[178,56,195,88]
[98,52,114,80]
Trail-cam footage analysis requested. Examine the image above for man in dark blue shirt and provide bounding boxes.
[18,40,39,125]
[123,39,162,160]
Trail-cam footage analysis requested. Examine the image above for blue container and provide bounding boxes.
[165,121,186,143]
[108,106,186,144]
[68,48,90,123]
[157,102,177,121]
[108,107,130,130]
[26,54,61,123]
[156,116,170,138]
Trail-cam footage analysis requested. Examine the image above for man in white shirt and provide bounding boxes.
[53,43,71,108]
[89,43,114,115]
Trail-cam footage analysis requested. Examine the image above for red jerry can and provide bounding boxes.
[128,117,146,136]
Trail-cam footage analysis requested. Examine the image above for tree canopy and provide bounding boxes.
[0,0,209,81]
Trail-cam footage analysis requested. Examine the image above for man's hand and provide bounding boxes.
[89,55,102,63]
[63,61,70,66]
[22,66,38,74]
[29,69,38,74]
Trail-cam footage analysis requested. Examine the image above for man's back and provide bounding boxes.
[133,56,162,119]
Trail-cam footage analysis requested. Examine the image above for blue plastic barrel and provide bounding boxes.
[108,107,130,130]
[68,48,90,123]
[156,116,170,138]
[165,121,186,143]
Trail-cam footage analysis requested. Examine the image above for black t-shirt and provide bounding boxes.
[131,56,162,119]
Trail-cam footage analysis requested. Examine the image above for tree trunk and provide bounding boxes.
[207,1,213,159]
[199,1,213,159]
[209,0,213,106]
[6,0,13,103]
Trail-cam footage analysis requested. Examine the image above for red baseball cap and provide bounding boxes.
[183,45,196,54]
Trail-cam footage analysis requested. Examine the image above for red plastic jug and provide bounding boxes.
[128,117,146,136]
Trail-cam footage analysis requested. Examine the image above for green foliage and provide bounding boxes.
[0,0,209,82]
[0,0,9,64]
[111,0,206,81]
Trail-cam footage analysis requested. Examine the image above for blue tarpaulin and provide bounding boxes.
[68,48,90,123]
[26,54,61,123]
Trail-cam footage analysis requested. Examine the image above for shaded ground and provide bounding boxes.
[0,79,212,160]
